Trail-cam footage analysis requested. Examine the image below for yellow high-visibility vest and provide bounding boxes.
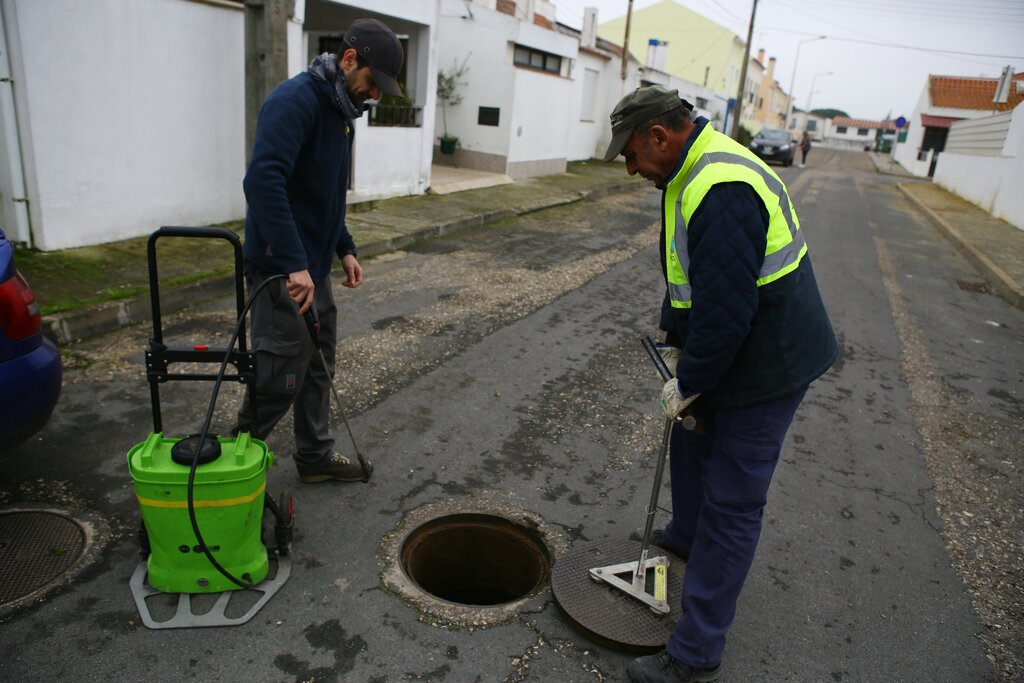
[663,124,807,308]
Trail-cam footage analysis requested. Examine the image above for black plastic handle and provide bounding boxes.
[303,307,321,349]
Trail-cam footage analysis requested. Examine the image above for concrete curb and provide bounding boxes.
[43,181,644,345]
[898,183,1024,312]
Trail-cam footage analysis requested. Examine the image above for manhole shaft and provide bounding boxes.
[400,513,551,607]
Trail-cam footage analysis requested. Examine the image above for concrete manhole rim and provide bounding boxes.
[379,498,569,629]
[0,503,111,617]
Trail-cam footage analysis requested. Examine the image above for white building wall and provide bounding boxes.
[436,2,517,166]
[288,1,307,77]
[893,86,931,176]
[507,66,571,168]
[3,0,438,250]
[823,121,878,150]
[437,0,577,177]
[7,0,246,250]
[933,106,1024,231]
[566,50,613,161]
[506,21,576,175]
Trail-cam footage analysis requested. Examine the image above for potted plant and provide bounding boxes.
[437,57,469,155]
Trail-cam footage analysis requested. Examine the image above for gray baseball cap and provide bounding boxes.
[603,85,692,161]
[344,18,404,97]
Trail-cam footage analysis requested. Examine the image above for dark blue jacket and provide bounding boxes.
[661,120,837,409]
[242,72,357,282]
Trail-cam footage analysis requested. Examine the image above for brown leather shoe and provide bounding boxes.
[298,452,372,483]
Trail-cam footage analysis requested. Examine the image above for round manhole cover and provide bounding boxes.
[0,510,87,606]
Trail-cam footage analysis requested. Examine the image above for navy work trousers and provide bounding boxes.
[661,386,808,667]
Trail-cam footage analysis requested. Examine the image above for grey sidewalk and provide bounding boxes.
[867,151,1024,311]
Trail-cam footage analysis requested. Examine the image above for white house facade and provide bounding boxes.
[788,111,827,141]
[892,73,1024,178]
[0,0,441,250]
[434,0,577,179]
[823,117,895,151]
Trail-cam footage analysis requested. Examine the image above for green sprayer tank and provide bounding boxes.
[127,431,272,594]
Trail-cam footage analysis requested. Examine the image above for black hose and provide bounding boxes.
[186,273,286,591]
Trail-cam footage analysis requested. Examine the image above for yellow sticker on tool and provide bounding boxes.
[655,564,667,602]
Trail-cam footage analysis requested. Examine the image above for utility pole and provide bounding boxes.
[620,0,634,96]
[244,0,290,163]
[730,0,758,140]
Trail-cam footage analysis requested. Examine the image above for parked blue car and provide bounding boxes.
[0,229,62,452]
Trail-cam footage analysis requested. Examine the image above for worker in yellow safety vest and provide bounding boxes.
[604,85,838,683]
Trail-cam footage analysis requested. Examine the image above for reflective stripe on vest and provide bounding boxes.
[664,129,806,308]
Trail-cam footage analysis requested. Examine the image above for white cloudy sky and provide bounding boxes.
[554,0,1024,121]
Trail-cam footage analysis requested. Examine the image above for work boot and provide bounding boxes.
[297,452,371,483]
[627,650,722,683]
[629,528,690,561]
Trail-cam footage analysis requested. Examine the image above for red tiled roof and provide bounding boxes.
[929,73,1024,112]
[920,114,964,129]
[832,116,896,131]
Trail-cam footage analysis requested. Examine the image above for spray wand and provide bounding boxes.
[302,306,372,483]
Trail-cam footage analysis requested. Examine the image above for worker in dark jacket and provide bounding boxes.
[604,85,838,683]
[234,18,403,484]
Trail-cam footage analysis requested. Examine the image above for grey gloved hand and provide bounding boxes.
[656,344,681,376]
[660,379,700,421]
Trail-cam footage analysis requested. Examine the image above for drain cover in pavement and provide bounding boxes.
[551,537,684,652]
[0,510,86,605]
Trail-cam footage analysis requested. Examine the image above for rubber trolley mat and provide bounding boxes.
[0,510,85,605]
[551,537,685,651]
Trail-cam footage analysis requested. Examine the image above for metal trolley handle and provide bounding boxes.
[144,226,255,433]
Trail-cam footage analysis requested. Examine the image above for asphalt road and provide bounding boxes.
[1,150,1019,682]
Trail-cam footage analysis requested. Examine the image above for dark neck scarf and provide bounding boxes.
[307,53,361,121]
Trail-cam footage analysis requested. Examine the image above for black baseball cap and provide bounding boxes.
[603,85,693,161]
[343,18,404,97]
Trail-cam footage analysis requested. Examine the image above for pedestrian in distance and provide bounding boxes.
[233,18,404,484]
[603,85,838,683]
[799,130,812,167]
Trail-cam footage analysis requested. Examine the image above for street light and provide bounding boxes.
[785,35,826,131]
[805,71,834,123]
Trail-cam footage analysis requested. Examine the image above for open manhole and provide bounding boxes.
[0,509,86,606]
[380,500,567,629]
[400,513,550,606]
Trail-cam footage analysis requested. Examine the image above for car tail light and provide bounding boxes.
[0,271,41,340]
